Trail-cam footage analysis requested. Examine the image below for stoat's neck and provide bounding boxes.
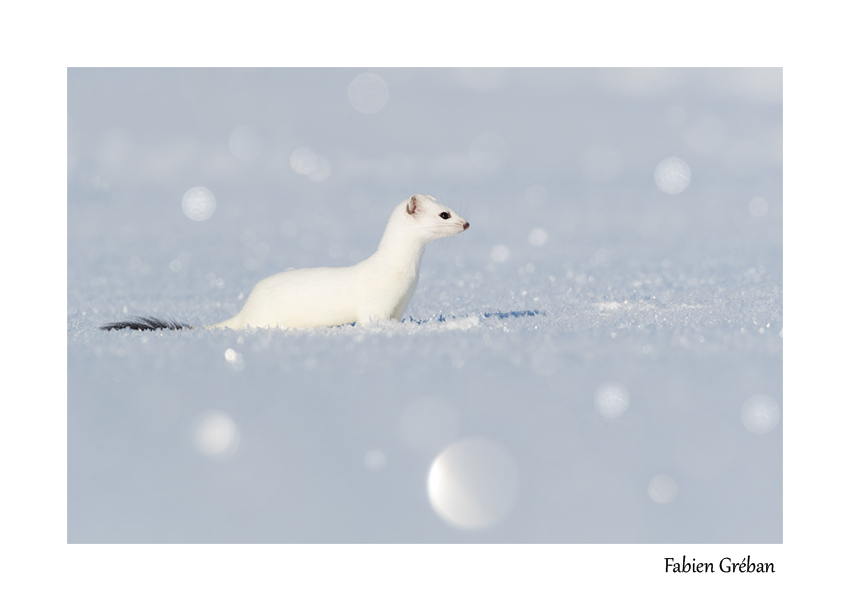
[370,214,427,277]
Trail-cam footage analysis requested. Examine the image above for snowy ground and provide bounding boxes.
[67,68,782,542]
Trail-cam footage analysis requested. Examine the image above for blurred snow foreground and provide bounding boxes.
[68,68,781,543]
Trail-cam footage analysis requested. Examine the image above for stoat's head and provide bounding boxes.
[403,194,469,243]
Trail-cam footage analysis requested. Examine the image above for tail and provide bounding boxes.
[100,316,193,331]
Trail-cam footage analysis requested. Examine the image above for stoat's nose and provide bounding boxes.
[463,221,470,230]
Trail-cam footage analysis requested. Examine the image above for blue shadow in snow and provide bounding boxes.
[401,310,543,325]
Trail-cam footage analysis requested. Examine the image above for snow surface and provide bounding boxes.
[68,68,782,542]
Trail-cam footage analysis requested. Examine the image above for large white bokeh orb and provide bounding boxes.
[427,438,519,530]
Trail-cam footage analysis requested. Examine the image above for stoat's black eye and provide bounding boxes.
[439,212,451,219]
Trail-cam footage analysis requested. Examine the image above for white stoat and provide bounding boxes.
[101,194,469,332]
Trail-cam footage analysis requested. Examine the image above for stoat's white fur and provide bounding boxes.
[207,194,468,330]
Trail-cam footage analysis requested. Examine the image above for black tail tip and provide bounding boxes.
[100,317,189,331]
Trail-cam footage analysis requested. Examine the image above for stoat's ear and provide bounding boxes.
[406,195,419,215]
